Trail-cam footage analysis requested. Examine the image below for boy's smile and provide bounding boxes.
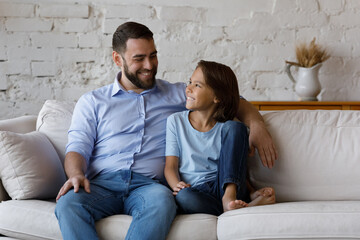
[185,68,218,112]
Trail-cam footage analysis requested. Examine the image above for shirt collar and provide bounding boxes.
[111,71,158,97]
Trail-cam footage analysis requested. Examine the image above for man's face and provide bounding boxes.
[114,38,158,91]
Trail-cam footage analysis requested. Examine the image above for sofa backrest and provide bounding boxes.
[31,103,360,203]
[0,116,37,133]
[2,102,360,203]
[248,110,360,202]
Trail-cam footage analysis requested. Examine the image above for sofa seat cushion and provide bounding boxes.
[217,201,360,240]
[0,200,217,240]
[95,213,217,240]
[0,200,61,240]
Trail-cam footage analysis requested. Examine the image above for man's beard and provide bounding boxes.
[123,61,157,90]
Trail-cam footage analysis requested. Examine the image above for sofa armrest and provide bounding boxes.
[0,115,37,133]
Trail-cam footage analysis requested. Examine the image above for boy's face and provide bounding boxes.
[185,67,218,112]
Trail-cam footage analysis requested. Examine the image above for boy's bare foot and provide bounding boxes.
[222,183,248,212]
[250,187,274,200]
[223,198,248,212]
[248,187,276,207]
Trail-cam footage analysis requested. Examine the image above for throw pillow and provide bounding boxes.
[0,131,66,200]
[36,100,76,163]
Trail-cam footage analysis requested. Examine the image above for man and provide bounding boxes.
[55,22,277,240]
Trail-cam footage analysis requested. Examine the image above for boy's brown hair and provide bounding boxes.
[197,60,240,122]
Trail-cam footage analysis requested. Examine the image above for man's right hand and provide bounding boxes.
[56,152,90,201]
[56,174,91,201]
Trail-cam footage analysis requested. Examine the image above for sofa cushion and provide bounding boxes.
[249,110,360,202]
[0,131,66,200]
[0,115,37,202]
[0,115,37,134]
[36,100,76,163]
[0,200,61,240]
[0,200,217,240]
[95,213,217,240]
[217,201,360,239]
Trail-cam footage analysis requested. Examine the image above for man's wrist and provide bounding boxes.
[249,119,266,131]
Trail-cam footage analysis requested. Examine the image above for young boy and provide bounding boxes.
[165,60,275,215]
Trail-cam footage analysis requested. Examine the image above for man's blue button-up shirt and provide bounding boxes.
[66,72,187,181]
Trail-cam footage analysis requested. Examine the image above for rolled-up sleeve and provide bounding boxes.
[165,114,180,157]
[66,94,97,166]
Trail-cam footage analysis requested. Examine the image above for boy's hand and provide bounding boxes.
[172,181,191,195]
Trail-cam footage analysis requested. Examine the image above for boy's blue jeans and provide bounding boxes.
[175,121,250,216]
[55,170,177,240]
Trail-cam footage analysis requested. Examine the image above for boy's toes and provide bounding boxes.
[226,200,248,211]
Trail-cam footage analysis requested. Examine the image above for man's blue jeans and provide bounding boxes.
[175,121,250,216]
[55,170,177,240]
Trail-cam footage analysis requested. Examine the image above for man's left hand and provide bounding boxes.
[248,121,278,168]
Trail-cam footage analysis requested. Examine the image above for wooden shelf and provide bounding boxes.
[250,101,360,111]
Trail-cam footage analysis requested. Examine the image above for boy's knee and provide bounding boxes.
[223,121,248,137]
[175,188,192,213]
[175,188,200,211]
[175,188,191,203]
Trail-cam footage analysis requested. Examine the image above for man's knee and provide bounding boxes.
[151,185,176,211]
[55,193,73,217]
[55,195,70,220]
[136,184,177,217]
[55,190,88,219]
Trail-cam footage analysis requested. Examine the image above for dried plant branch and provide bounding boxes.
[285,61,301,67]
[287,38,330,68]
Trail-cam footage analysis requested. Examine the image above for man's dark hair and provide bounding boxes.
[197,60,240,122]
[112,22,154,55]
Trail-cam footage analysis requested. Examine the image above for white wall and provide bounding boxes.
[0,0,360,119]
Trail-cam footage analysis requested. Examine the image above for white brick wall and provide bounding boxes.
[5,18,52,31]
[37,4,89,18]
[0,0,360,119]
[0,3,34,17]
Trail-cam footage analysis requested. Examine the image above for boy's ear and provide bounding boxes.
[214,97,220,104]
[112,51,123,67]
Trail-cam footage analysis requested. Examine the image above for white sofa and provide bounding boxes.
[0,100,360,240]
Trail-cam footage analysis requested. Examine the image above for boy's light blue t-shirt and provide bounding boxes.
[166,110,224,187]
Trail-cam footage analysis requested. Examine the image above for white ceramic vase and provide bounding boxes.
[286,63,322,101]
